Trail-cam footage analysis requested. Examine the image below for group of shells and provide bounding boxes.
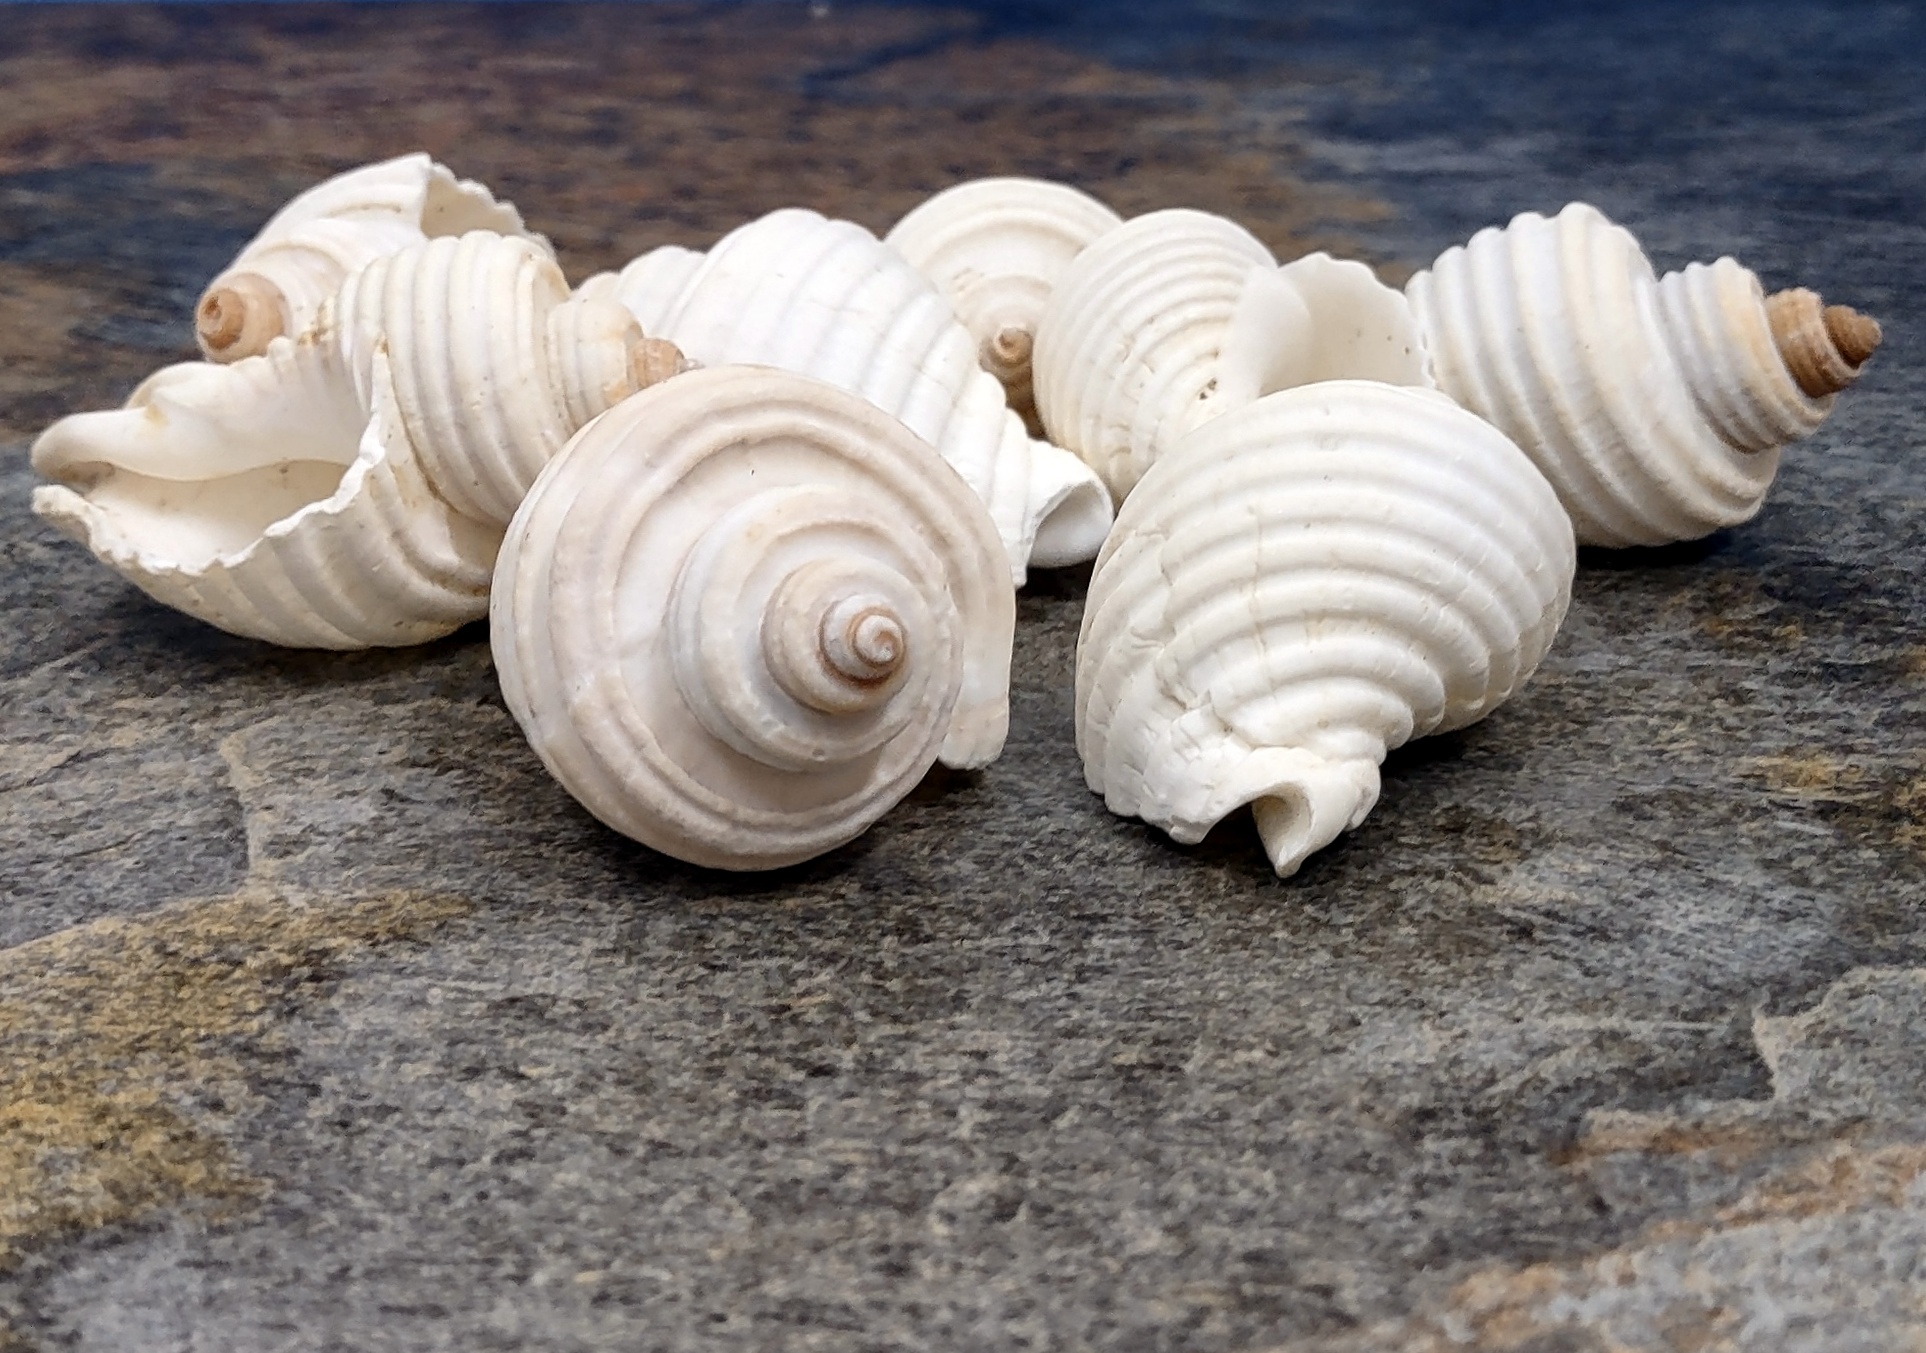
[31,154,1882,874]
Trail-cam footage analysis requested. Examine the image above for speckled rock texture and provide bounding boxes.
[1,2,1921,1350]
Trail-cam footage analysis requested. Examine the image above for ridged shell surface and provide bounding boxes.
[320,231,651,527]
[1077,381,1574,877]
[1035,209,1433,504]
[885,177,1123,436]
[494,366,1016,871]
[1407,202,1832,547]
[579,209,1113,586]
[31,340,495,648]
[197,153,541,363]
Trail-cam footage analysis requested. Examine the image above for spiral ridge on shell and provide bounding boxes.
[493,366,1016,871]
[1406,202,1830,548]
[1076,381,1574,876]
[579,209,1114,585]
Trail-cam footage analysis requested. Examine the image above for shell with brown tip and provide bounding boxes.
[1406,202,1882,547]
[196,153,542,364]
[493,365,1016,871]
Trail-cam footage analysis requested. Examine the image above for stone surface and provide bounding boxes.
[1,2,1922,1349]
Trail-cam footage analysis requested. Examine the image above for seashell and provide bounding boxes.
[884,176,1123,436]
[318,230,668,527]
[34,232,666,648]
[1077,381,1574,877]
[196,153,541,364]
[1034,208,1434,505]
[493,365,1016,871]
[578,208,1114,586]
[31,340,497,648]
[1406,202,1883,548]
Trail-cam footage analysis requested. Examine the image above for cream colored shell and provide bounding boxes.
[885,177,1122,435]
[493,365,1016,871]
[196,153,540,363]
[1034,208,1433,504]
[1077,381,1575,877]
[318,230,653,527]
[1406,202,1837,548]
[31,340,496,648]
[34,232,655,648]
[577,208,1114,586]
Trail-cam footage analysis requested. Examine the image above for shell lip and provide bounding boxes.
[34,352,426,583]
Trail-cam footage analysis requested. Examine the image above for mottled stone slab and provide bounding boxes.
[2,3,1923,1350]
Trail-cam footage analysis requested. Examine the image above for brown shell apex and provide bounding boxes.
[195,273,290,363]
[1767,287,1882,399]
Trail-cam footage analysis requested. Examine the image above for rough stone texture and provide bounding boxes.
[1,2,1922,1350]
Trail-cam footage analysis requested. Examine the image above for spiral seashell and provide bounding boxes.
[885,177,1123,436]
[319,231,664,527]
[31,340,496,648]
[1406,202,1883,548]
[577,208,1114,586]
[494,366,1016,871]
[1077,381,1574,877]
[1034,209,1433,505]
[196,153,542,364]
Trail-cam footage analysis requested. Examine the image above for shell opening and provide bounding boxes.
[196,273,288,362]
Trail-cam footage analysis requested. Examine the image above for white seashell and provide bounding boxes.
[319,231,666,527]
[1406,202,1883,548]
[196,153,542,364]
[31,340,496,648]
[494,365,1016,871]
[1034,208,1433,505]
[884,177,1123,435]
[1076,381,1574,877]
[578,208,1114,586]
[34,232,664,648]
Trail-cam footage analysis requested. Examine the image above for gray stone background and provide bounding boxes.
[1,1,1921,1348]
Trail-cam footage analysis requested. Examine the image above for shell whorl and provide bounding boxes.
[586,209,1114,585]
[1034,210,1433,505]
[885,177,1123,435]
[492,366,1016,871]
[1406,202,1853,548]
[1076,381,1574,877]
[323,231,655,527]
[196,154,537,364]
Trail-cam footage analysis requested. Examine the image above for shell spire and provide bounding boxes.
[196,154,544,363]
[1077,382,1574,877]
[1407,202,1881,548]
[494,366,1016,871]
[575,209,1115,587]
